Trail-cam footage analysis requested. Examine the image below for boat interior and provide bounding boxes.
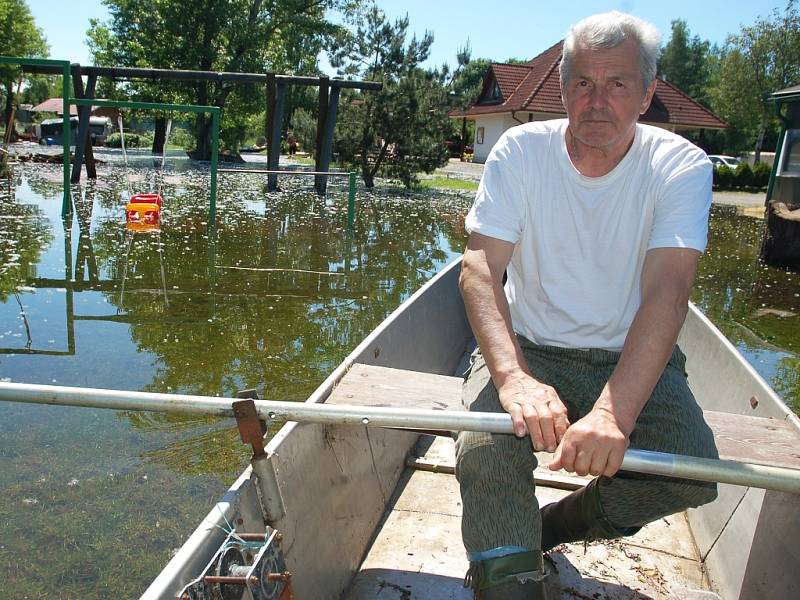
[329,363,800,599]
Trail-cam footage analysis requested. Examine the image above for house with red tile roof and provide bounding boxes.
[451,41,727,163]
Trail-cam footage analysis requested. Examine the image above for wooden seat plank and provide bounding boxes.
[328,363,800,471]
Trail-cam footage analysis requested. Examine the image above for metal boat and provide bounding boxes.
[70,258,800,598]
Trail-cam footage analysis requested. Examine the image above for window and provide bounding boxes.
[781,130,800,175]
[477,79,503,105]
[476,127,485,145]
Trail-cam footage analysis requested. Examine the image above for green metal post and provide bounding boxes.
[61,63,71,216]
[0,57,71,214]
[348,171,356,230]
[210,108,219,227]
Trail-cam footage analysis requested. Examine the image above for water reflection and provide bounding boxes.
[0,163,471,598]
[693,205,800,411]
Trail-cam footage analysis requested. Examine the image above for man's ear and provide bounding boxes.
[639,79,657,115]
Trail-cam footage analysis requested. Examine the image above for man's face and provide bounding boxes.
[561,39,656,151]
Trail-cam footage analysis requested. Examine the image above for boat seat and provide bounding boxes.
[327,363,800,471]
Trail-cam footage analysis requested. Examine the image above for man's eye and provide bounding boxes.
[578,81,589,87]
[614,81,625,87]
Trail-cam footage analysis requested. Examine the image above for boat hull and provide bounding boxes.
[143,258,800,599]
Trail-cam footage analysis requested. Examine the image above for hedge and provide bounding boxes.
[713,161,771,191]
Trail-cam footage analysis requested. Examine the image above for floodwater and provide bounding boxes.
[0,161,797,598]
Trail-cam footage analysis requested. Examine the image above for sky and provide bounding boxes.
[27,0,787,72]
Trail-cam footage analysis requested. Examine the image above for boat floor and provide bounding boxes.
[343,436,719,600]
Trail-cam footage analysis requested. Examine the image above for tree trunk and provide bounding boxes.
[4,81,14,140]
[754,117,768,165]
[460,117,467,161]
[152,117,167,154]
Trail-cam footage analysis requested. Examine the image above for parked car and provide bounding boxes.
[708,154,741,169]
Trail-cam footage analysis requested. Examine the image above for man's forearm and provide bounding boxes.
[595,293,688,435]
[459,254,529,387]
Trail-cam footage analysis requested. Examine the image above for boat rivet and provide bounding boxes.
[361,417,370,425]
[268,411,277,419]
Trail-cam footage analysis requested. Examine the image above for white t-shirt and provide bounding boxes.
[465,119,712,351]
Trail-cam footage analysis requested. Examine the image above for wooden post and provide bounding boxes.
[314,76,329,193]
[265,75,286,192]
[70,66,98,183]
[315,87,340,196]
[265,74,276,191]
[84,75,97,179]
[268,84,286,192]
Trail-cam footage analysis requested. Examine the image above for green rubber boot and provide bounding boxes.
[540,478,640,552]
[463,550,556,599]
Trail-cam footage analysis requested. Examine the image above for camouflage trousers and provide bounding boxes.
[454,336,719,555]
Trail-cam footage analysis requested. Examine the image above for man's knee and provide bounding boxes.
[456,433,540,553]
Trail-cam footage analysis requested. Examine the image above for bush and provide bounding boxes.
[713,165,735,189]
[105,131,153,148]
[291,108,317,158]
[752,162,771,189]
[168,126,194,150]
[734,162,754,188]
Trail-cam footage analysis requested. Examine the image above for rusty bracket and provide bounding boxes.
[233,390,268,458]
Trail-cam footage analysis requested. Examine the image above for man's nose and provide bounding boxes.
[588,85,609,109]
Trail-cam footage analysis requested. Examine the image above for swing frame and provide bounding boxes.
[70,98,221,224]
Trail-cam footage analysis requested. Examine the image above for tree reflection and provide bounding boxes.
[0,180,51,302]
[79,173,471,452]
[692,205,800,410]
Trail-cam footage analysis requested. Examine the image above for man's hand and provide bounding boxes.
[548,408,629,477]
[498,373,570,452]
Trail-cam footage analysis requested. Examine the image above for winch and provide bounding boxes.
[178,527,291,600]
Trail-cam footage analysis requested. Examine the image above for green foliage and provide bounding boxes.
[712,161,771,190]
[330,6,450,188]
[753,161,772,188]
[734,162,754,187]
[418,176,478,192]
[659,19,713,106]
[290,107,317,156]
[0,0,48,132]
[708,1,800,156]
[20,75,62,107]
[105,131,153,148]
[168,126,194,150]
[86,0,363,157]
[713,165,735,189]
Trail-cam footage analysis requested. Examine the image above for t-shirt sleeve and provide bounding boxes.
[464,133,526,244]
[648,158,713,252]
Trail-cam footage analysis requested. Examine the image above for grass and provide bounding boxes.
[417,176,478,192]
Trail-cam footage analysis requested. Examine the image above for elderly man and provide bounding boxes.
[457,11,719,599]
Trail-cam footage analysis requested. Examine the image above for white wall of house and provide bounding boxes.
[472,112,561,162]
[473,114,515,163]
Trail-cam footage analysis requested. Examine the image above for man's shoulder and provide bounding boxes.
[637,123,708,162]
[636,124,710,173]
[502,119,566,144]
[492,120,566,160]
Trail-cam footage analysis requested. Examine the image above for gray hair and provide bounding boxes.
[559,11,662,89]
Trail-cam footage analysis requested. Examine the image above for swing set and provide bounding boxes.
[71,97,221,225]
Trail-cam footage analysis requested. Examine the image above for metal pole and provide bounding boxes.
[348,171,356,229]
[0,381,798,494]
